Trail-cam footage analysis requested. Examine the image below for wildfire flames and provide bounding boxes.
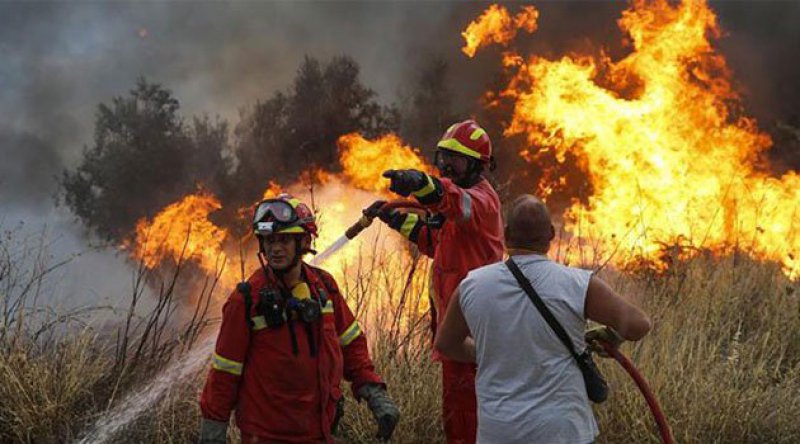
[339,133,433,192]
[262,181,282,200]
[130,133,433,298]
[132,189,227,274]
[461,4,539,58]
[472,0,800,276]
[129,0,799,301]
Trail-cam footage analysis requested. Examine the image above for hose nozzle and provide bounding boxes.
[345,215,374,240]
[345,199,425,240]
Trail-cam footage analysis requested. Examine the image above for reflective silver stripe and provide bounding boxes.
[460,192,472,222]
[322,300,334,315]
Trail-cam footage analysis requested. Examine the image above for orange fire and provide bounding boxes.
[462,4,539,58]
[338,132,433,193]
[262,181,282,200]
[132,189,228,275]
[469,0,800,277]
[130,132,432,302]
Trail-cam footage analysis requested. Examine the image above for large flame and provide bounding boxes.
[132,189,228,275]
[461,4,539,58]
[470,0,800,276]
[338,132,433,192]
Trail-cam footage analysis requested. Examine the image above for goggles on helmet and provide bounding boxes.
[254,200,297,224]
[253,199,305,236]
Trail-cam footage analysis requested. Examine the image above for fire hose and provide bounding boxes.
[596,340,674,444]
[349,201,673,444]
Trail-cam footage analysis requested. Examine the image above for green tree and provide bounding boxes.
[61,78,227,241]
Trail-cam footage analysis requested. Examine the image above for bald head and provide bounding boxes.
[504,195,555,251]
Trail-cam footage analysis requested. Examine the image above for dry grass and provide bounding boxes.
[1,225,799,443]
[595,254,800,443]
[0,224,216,443]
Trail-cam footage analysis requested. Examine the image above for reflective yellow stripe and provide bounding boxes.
[211,352,243,376]
[322,300,334,315]
[339,321,362,347]
[399,213,420,238]
[275,226,305,234]
[412,174,436,198]
[437,138,482,160]
[469,127,486,140]
[252,315,267,330]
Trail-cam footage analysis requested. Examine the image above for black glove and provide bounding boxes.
[385,210,410,230]
[382,169,429,197]
[364,200,401,226]
[364,200,389,221]
[379,210,424,243]
[358,384,400,441]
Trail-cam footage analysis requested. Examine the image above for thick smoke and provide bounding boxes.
[714,1,800,124]
[0,1,469,312]
[0,1,798,308]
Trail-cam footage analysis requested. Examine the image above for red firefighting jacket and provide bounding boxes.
[401,177,505,346]
[200,263,383,442]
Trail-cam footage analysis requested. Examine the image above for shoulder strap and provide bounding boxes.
[505,258,580,360]
[237,281,254,330]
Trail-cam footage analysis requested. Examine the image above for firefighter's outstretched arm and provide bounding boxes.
[199,292,252,443]
[383,169,487,226]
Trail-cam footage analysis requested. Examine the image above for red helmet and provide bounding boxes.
[253,194,318,237]
[436,120,492,163]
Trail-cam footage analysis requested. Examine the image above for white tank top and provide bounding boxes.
[458,254,599,444]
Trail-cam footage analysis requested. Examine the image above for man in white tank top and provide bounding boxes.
[435,195,652,444]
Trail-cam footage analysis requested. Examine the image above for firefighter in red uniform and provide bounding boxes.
[199,195,399,443]
[367,120,505,443]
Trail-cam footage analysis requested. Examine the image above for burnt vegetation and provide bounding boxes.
[61,78,229,242]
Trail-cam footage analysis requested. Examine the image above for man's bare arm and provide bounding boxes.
[584,276,651,341]
[434,288,476,362]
